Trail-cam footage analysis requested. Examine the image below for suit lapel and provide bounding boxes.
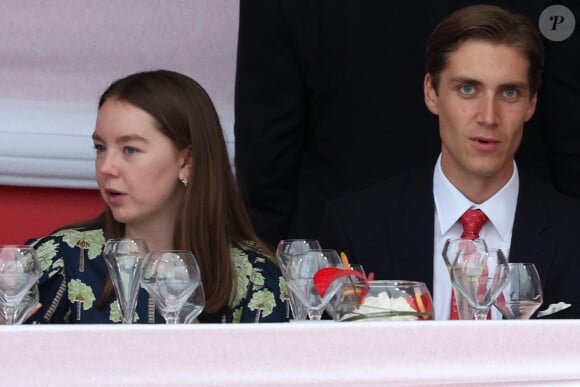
[509,175,553,277]
[387,166,435,292]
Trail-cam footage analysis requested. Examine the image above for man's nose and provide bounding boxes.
[476,94,499,127]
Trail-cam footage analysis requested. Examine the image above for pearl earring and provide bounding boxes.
[181,178,188,187]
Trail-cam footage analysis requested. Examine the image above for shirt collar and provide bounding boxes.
[433,154,519,242]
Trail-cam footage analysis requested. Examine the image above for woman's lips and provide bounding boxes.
[105,188,126,205]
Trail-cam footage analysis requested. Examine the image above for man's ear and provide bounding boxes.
[524,93,538,123]
[424,73,439,115]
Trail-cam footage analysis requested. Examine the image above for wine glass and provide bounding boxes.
[102,238,149,324]
[276,239,321,320]
[284,249,343,320]
[179,282,206,323]
[0,282,40,325]
[494,262,543,319]
[0,245,42,325]
[14,283,39,324]
[450,248,510,320]
[442,238,487,320]
[141,250,201,324]
[326,263,366,319]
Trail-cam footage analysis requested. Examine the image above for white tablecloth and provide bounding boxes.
[3,320,580,386]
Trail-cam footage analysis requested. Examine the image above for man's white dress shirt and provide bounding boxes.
[432,155,518,320]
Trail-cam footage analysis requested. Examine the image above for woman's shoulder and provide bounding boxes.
[231,240,277,267]
[228,241,287,322]
[27,226,106,254]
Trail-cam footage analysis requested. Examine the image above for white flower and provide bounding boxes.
[347,291,418,321]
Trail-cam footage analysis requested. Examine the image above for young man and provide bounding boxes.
[320,5,580,320]
[235,1,580,250]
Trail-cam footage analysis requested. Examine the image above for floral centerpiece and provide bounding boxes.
[313,262,434,321]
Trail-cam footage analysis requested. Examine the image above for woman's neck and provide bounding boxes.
[124,223,174,253]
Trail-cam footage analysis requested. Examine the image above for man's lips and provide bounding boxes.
[470,136,500,144]
[469,136,500,151]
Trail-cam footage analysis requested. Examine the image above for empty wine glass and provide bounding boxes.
[442,238,488,269]
[179,282,206,324]
[442,238,487,320]
[102,238,149,324]
[0,282,40,325]
[0,245,42,325]
[326,263,366,319]
[494,262,543,319]
[141,250,201,324]
[276,239,321,320]
[284,249,343,320]
[450,248,510,320]
[15,283,39,324]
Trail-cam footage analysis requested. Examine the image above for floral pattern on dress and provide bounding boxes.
[26,227,288,324]
[67,279,95,320]
[56,228,105,273]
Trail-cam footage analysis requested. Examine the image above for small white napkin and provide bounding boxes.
[537,302,571,317]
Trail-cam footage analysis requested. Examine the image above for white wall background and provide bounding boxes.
[0,0,239,188]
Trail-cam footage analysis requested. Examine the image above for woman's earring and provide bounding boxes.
[181,178,188,187]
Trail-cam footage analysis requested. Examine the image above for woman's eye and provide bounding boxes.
[124,146,139,155]
[459,85,475,95]
[94,144,105,153]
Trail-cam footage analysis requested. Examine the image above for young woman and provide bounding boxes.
[28,70,288,323]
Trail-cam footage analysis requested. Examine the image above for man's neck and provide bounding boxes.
[440,160,514,204]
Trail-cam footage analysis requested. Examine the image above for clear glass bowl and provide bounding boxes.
[333,280,434,322]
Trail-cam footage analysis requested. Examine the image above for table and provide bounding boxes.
[3,320,580,386]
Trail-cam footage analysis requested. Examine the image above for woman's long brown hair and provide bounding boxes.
[61,70,272,314]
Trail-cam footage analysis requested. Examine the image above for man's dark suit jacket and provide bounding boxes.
[234,0,579,248]
[319,164,580,319]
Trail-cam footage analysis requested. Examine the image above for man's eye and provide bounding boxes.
[503,88,519,98]
[94,144,105,153]
[459,85,475,95]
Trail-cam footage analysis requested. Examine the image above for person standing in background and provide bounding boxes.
[234,0,578,248]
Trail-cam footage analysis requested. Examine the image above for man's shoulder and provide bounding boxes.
[327,164,433,212]
[519,174,580,219]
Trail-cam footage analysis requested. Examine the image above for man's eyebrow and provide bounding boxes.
[498,81,529,90]
[449,77,481,85]
[449,77,529,90]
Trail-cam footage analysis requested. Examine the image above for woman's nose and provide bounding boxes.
[96,152,119,176]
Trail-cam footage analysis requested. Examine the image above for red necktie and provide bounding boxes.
[460,209,488,240]
[450,209,488,320]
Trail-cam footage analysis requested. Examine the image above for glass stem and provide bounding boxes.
[4,306,16,325]
[307,310,323,321]
[473,310,489,320]
[165,312,179,324]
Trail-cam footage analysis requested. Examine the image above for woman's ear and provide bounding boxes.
[424,73,440,115]
[178,145,192,182]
